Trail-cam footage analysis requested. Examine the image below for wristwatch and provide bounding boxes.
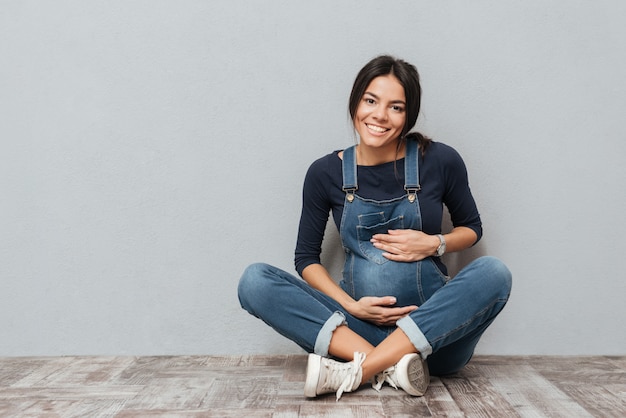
[435,234,446,257]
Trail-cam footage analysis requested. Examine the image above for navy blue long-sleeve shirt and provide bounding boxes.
[294,141,482,277]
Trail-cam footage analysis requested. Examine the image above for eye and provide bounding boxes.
[364,98,376,105]
[391,105,405,113]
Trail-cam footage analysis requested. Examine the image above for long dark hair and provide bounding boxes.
[349,55,431,153]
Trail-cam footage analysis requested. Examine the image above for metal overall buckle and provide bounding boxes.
[405,186,421,203]
[343,187,357,203]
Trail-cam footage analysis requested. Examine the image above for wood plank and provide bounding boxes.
[480,363,595,417]
[555,384,625,418]
[379,387,432,417]
[440,363,520,417]
[19,399,125,418]
[529,355,626,417]
[422,376,465,417]
[297,403,386,418]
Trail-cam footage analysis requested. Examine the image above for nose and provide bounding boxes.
[372,105,388,121]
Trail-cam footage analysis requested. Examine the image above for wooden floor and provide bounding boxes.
[0,355,624,417]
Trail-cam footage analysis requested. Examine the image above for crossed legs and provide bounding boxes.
[239,257,511,398]
[329,325,416,383]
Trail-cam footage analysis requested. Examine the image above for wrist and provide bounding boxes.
[434,234,446,257]
[342,297,359,315]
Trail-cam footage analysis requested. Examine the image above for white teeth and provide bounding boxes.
[367,124,388,133]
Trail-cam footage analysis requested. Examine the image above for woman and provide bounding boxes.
[238,55,512,400]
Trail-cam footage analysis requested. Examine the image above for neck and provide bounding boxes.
[356,140,405,166]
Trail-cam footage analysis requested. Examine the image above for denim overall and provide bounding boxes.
[339,139,449,309]
[238,140,512,375]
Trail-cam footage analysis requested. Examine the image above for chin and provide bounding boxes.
[359,137,399,149]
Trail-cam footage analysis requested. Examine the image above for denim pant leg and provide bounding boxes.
[238,263,341,355]
[397,256,512,375]
[425,311,501,375]
[238,263,392,356]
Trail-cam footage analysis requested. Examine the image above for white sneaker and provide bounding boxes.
[372,353,429,396]
[304,352,366,400]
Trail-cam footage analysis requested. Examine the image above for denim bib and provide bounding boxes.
[339,139,447,307]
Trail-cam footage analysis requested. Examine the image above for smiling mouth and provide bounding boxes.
[366,123,390,133]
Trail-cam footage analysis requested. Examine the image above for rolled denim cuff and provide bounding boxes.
[314,311,347,357]
[397,316,432,359]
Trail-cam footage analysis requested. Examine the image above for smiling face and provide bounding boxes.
[353,74,407,159]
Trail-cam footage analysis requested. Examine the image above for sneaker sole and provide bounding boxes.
[396,354,430,396]
[304,354,321,397]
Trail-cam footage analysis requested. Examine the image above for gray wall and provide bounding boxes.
[1,1,625,356]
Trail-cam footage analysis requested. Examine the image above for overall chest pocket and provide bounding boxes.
[356,213,405,265]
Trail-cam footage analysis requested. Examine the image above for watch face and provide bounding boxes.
[437,235,446,256]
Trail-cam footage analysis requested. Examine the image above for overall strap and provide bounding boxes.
[343,141,419,202]
[404,138,421,202]
[342,145,358,202]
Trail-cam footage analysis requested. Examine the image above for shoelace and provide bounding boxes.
[322,352,366,400]
[372,366,399,392]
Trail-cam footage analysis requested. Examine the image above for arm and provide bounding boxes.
[370,226,477,262]
[371,143,481,262]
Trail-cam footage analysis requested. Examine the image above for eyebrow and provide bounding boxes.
[364,91,406,105]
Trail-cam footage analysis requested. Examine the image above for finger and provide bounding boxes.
[370,234,388,243]
[378,311,416,326]
[395,305,418,315]
[371,231,401,242]
[372,296,397,306]
[370,239,383,248]
[378,305,418,317]
[385,229,407,240]
[372,241,396,253]
[372,235,395,244]
[372,239,403,255]
[388,229,413,236]
[382,252,409,261]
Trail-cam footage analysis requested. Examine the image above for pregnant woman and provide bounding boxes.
[238,55,512,400]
